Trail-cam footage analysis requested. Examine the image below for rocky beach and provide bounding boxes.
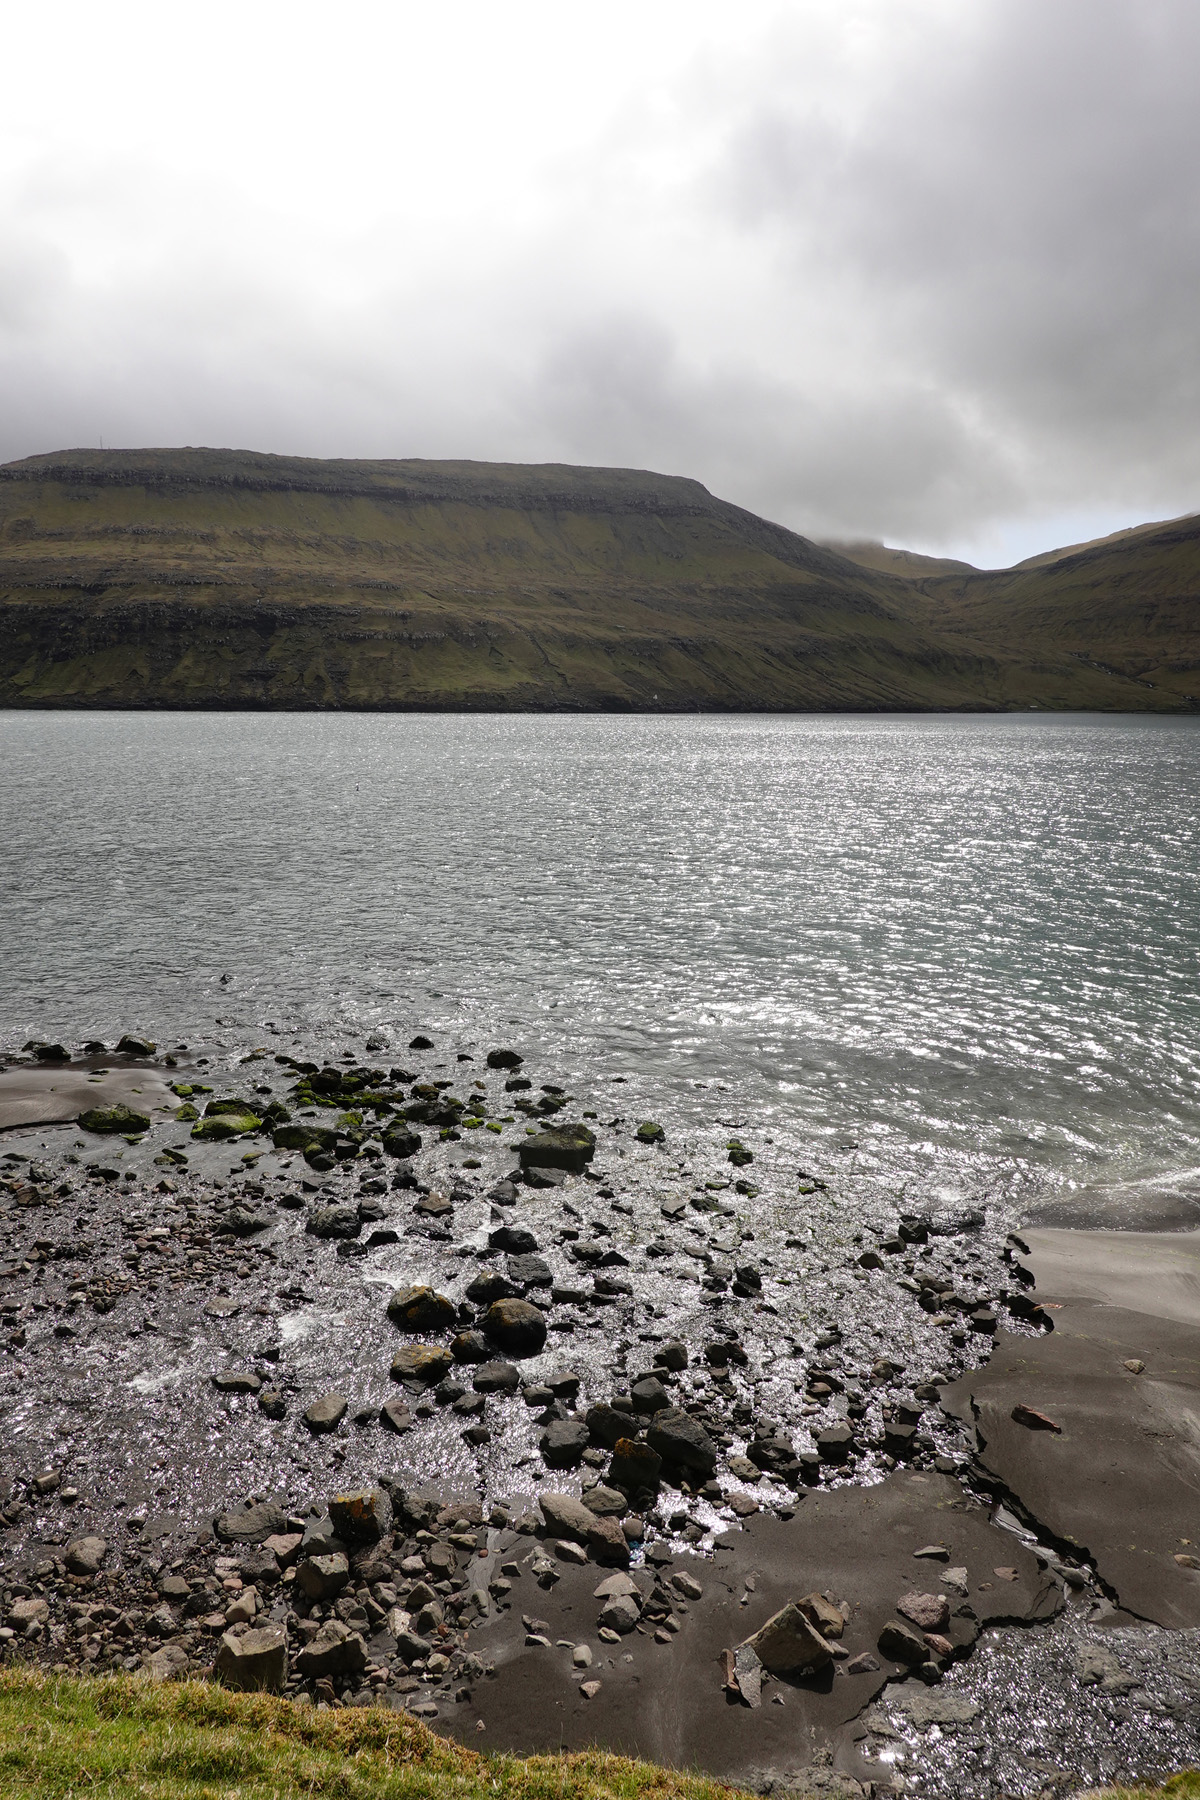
[0,1030,1196,1798]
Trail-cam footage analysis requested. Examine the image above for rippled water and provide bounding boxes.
[3,710,1199,1222]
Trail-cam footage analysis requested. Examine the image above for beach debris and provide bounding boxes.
[1011,1403,1063,1432]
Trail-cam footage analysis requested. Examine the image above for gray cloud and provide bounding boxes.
[1,0,1198,561]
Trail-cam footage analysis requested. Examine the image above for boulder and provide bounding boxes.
[647,1407,718,1476]
[816,1425,856,1464]
[381,1128,422,1158]
[214,1502,287,1544]
[609,1438,663,1492]
[116,1034,156,1055]
[386,1285,456,1332]
[192,1113,261,1141]
[223,1208,272,1238]
[587,1516,630,1566]
[586,1403,634,1449]
[540,1492,597,1541]
[78,1104,151,1135]
[486,1049,524,1069]
[631,1376,671,1414]
[452,1329,491,1362]
[64,1535,107,1575]
[489,1224,539,1254]
[295,1619,368,1678]
[466,1271,523,1305]
[635,1121,665,1143]
[380,1397,412,1432]
[745,1603,832,1675]
[483,1298,547,1357]
[507,1254,553,1288]
[518,1125,596,1174]
[296,1553,350,1602]
[306,1205,362,1240]
[596,1593,641,1634]
[272,1124,336,1151]
[303,1392,347,1433]
[390,1345,453,1385]
[473,1361,521,1394]
[330,1488,392,1543]
[541,1418,590,1468]
[216,1623,288,1691]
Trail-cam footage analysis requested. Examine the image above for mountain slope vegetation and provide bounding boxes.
[0,448,1194,710]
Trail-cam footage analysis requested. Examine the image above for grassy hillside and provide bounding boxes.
[0,448,1192,710]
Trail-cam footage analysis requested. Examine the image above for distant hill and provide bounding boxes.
[0,448,1194,711]
[818,539,978,579]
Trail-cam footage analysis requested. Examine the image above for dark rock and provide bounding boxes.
[297,1553,350,1601]
[816,1426,856,1464]
[213,1371,262,1395]
[116,1035,156,1055]
[647,1407,718,1476]
[654,1341,688,1371]
[224,1207,272,1237]
[541,1418,590,1468]
[587,1403,633,1449]
[303,1393,348,1433]
[386,1285,456,1332]
[295,1619,368,1677]
[610,1437,664,1491]
[630,1376,671,1414]
[473,1361,521,1394]
[489,1224,539,1254]
[587,1516,631,1566]
[507,1254,553,1287]
[381,1129,422,1158]
[380,1397,412,1432]
[306,1205,361,1240]
[483,1298,547,1357]
[635,1122,665,1144]
[486,1049,524,1069]
[466,1270,523,1305]
[451,1329,491,1362]
[409,1035,434,1050]
[330,1488,392,1543]
[597,1592,641,1633]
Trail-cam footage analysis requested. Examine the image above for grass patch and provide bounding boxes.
[0,1669,751,1800]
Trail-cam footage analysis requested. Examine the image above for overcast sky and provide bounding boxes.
[2,0,1198,565]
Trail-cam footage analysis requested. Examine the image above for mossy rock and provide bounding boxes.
[272,1123,336,1151]
[727,1140,754,1167]
[174,1103,200,1122]
[518,1123,597,1173]
[204,1097,258,1118]
[78,1104,151,1135]
[191,1113,261,1141]
[636,1120,666,1144]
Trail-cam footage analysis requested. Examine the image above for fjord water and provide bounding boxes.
[2,710,1198,1224]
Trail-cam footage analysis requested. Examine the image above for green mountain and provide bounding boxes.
[0,447,1195,710]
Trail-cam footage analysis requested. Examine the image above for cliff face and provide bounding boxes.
[0,448,1192,710]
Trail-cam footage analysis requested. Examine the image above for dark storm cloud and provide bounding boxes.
[1,1,1198,557]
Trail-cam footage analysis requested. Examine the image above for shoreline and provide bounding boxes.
[0,1035,1197,1796]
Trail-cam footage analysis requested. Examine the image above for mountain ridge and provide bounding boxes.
[0,447,1195,711]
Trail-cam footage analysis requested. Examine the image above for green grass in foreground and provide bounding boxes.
[0,1671,1196,1800]
[0,1670,747,1800]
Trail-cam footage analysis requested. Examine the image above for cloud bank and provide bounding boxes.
[2,0,1198,562]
